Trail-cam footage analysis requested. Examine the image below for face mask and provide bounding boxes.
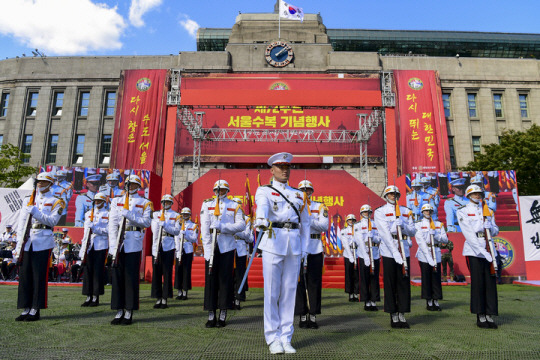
[37,183,51,193]
[129,188,138,195]
[162,203,171,210]
[386,197,395,205]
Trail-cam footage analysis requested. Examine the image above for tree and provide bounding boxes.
[461,124,540,195]
[0,143,37,188]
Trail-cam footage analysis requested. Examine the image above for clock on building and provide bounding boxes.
[265,41,294,67]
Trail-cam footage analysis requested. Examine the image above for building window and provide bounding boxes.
[26,92,39,117]
[104,91,116,117]
[448,136,457,169]
[442,93,451,119]
[0,93,9,117]
[46,134,59,164]
[52,92,64,117]
[22,134,32,163]
[0,134,3,148]
[472,136,481,159]
[100,134,112,165]
[467,93,477,118]
[519,94,529,118]
[72,134,85,164]
[78,91,90,117]
[493,93,504,118]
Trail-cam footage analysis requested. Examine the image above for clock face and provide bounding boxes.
[265,41,294,67]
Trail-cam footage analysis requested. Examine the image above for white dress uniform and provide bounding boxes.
[415,217,448,304]
[79,205,110,300]
[340,225,359,297]
[151,209,181,301]
[174,218,198,294]
[175,219,198,258]
[75,191,97,227]
[234,217,253,303]
[255,181,310,346]
[353,218,382,306]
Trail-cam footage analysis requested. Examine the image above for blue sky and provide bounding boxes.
[0,0,538,59]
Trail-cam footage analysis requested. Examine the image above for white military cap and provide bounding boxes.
[161,194,174,203]
[181,207,191,214]
[345,214,356,221]
[267,152,293,166]
[421,204,433,212]
[37,172,55,183]
[93,192,107,202]
[298,180,313,190]
[360,204,372,213]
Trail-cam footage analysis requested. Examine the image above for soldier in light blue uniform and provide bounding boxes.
[406,178,426,222]
[100,173,124,201]
[74,174,101,227]
[471,174,496,212]
[444,178,469,232]
[54,170,74,226]
[422,176,440,221]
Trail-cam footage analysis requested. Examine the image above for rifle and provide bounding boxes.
[302,254,310,311]
[154,208,166,265]
[238,222,271,294]
[208,182,221,275]
[482,200,498,276]
[367,217,375,275]
[429,217,438,273]
[351,223,357,270]
[113,170,131,266]
[81,201,95,266]
[178,219,186,265]
[395,194,409,278]
[16,168,39,265]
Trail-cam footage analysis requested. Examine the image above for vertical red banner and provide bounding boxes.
[394,70,451,174]
[111,69,169,175]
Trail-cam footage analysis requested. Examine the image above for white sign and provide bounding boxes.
[519,196,540,261]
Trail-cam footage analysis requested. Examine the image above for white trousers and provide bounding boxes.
[262,243,301,345]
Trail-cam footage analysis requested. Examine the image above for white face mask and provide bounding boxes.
[129,188,138,195]
[37,183,52,193]
[162,203,172,210]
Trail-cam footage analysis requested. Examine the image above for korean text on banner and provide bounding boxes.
[519,196,540,261]
[394,70,451,174]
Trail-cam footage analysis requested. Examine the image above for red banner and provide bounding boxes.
[176,73,384,163]
[111,69,169,175]
[394,70,451,174]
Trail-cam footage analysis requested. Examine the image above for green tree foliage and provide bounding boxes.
[462,124,540,195]
[0,143,36,188]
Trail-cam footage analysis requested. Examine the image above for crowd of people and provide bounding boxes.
[6,152,503,355]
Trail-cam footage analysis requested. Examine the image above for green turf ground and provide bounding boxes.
[1,284,539,359]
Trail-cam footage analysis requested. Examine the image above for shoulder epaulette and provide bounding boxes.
[143,201,154,212]
[203,198,213,203]
[374,204,385,211]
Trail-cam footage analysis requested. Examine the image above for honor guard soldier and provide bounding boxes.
[444,177,469,232]
[340,214,359,302]
[101,173,124,200]
[458,185,500,329]
[422,176,440,220]
[1,224,16,242]
[471,174,497,212]
[108,174,152,325]
[75,173,102,227]
[175,207,198,300]
[151,194,181,309]
[254,152,310,355]
[354,205,382,311]
[374,186,416,328]
[295,180,328,329]
[201,180,245,328]
[406,178,426,222]
[79,192,109,307]
[13,172,65,321]
[1,229,17,280]
[415,204,448,311]
[231,198,253,310]
[54,170,73,225]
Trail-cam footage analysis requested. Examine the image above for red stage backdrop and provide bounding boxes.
[111,69,169,175]
[176,74,384,164]
[394,70,451,174]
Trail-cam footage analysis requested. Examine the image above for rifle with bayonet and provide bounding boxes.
[394,177,409,278]
[482,199,498,276]
[16,167,39,265]
[154,207,166,265]
[208,182,221,275]
[367,217,375,275]
[429,217,438,273]
[113,170,131,266]
[81,201,95,266]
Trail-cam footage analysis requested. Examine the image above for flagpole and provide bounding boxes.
[278,10,281,39]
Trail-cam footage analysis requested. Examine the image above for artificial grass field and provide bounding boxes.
[0,283,539,359]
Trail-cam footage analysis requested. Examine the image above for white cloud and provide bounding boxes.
[179,15,199,38]
[129,0,162,28]
[0,0,126,55]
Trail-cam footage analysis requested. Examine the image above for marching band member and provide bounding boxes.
[341,214,359,302]
[295,180,328,329]
[175,207,198,300]
[13,172,64,321]
[79,192,109,307]
[254,152,309,354]
[151,194,181,309]
[231,198,253,310]
[415,204,448,311]
[374,186,416,328]
[458,185,500,329]
[108,174,152,325]
[201,180,245,328]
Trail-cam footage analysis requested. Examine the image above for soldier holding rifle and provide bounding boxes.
[457,184,500,329]
[174,207,198,300]
[354,204,382,311]
[108,174,152,325]
[374,186,416,329]
[415,204,448,311]
[254,152,310,355]
[151,194,181,309]
[79,192,109,307]
[200,180,244,328]
[14,172,65,321]
[231,198,253,310]
[341,214,359,302]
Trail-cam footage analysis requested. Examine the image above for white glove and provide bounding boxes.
[483,251,493,263]
[210,219,221,231]
[254,218,269,229]
[390,222,398,235]
[428,257,436,267]
[484,219,492,229]
[24,205,36,215]
[428,229,435,236]
[179,230,186,237]
[363,255,371,267]
[121,209,130,218]
[158,221,165,227]
[394,217,403,227]
[392,251,404,265]
[367,230,374,238]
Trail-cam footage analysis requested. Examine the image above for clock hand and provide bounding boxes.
[275,47,288,57]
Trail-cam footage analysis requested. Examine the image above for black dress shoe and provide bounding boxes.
[181,295,188,300]
[111,317,122,325]
[487,320,498,329]
[364,304,370,311]
[205,319,217,328]
[26,310,40,322]
[399,320,410,329]
[81,300,91,307]
[153,303,162,309]
[299,318,308,328]
[390,320,400,328]
[435,305,442,312]
[89,300,99,307]
[307,319,319,329]
[15,313,29,321]
[217,320,227,328]
[426,305,434,311]
[175,295,182,300]
[476,319,489,328]
[121,316,133,325]
[371,305,378,312]
[160,303,168,309]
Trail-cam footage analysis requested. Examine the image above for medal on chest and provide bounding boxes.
[273,201,278,211]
